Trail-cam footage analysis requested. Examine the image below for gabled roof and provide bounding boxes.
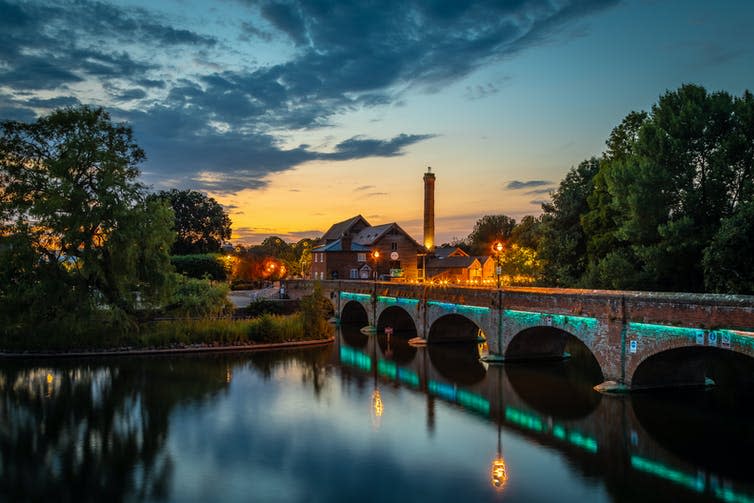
[321,215,371,242]
[312,239,371,253]
[353,222,426,251]
[353,223,393,245]
[475,255,494,265]
[426,256,481,270]
[434,246,469,259]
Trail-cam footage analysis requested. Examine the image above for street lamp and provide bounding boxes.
[370,250,380,333]
[492,241,504,288]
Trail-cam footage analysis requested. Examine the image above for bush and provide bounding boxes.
[164,276,234,318]
[171,254,227,280]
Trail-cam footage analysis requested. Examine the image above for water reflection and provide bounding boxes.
[0,328,752,502]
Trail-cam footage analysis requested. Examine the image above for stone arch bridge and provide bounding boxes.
[285,280,754,391]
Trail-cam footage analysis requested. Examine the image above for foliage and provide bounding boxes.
[0,106,176,336]
[498,243,544,285]
[466,214,516,255]
[163,276,234,318]
[243,298,297,317]
[537,158,600,286]
[538,84,754,293]
[300,283,335,337]
[702,201,754,294]
[153,189,231,255]
[171,254,227,280]
[510,215,543,250]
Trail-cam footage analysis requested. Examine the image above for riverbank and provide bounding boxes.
[0,335,334,359]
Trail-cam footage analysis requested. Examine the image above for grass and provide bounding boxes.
[0,313,334,353]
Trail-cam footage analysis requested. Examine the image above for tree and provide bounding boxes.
[155,189,231,255]
[467,215,516,255]
[0,106,175,334]
[703,201,754,294]
[538,158,600,286]
[510,215,544,250]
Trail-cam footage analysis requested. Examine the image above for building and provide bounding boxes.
[311,215,426,281]
[425,255,483,284]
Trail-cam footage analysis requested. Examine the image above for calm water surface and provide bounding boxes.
[1,326,752,502]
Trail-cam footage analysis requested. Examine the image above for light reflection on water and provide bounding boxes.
[0,326,753,502]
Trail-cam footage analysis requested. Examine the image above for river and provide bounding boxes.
[1,325,752,502]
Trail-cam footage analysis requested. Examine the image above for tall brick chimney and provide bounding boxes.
[423,167,435,251]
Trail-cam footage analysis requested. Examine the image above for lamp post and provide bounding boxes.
[492,241,504,289]
[371,250,380,332]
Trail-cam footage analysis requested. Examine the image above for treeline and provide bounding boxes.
[469,84,753,294]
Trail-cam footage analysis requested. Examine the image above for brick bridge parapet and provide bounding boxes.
[284,280,754,389]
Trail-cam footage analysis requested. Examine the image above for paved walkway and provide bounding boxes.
[228,285,279,308]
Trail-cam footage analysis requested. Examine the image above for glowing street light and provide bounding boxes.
[492,241,504,289]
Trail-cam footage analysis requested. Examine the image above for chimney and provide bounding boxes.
[340,233,352,251]
[423,167,435,251]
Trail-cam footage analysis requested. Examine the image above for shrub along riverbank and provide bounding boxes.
[0,285,333,353]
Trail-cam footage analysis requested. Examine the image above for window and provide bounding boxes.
[350,268,358,279]
[391,242,398,251]
[357,253,366,262]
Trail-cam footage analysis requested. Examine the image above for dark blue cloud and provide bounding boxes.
[507,180,554,190]
[0,0,619,194]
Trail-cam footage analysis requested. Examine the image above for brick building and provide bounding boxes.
[311,215,426,281]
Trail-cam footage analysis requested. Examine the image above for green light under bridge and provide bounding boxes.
[339,346,371,372]
[377,359,420,388]
[628,322,754,350]
[340,292,371,302]
[630,455,704,493]
[504,310,598,330]
[428,380,490,416]
[428,301,490,316]
[378,296,420,307]
[505,406,598,453]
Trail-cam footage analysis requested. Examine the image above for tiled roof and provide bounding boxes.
[426,256,480,269]
[321,215,370,242]
[353,223,393,245]
[312,239,371,252]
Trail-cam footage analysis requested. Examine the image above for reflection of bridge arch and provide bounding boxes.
[376,306,417,337]
[428,314,482,343]
[340,300,369,326]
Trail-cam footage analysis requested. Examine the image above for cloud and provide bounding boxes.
[529,199,550,207]
[233,226,323,244]
[355,185,375,191]
[0,0,619,194]
[524,188,553,195]
[366,192,388,197]
[506,180,554,190]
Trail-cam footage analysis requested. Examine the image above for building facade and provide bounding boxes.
[311,215,426,281]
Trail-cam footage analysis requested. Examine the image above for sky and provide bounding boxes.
[1,0,753,245]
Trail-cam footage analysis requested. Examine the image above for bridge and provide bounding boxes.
[285,280,754,391]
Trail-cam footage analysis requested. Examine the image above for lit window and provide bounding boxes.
[357,253,366,262]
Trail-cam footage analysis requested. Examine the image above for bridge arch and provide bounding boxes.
[630,346,754,389]
[428,314,483,344]
[376,306,417,337]
[340,300,369,326]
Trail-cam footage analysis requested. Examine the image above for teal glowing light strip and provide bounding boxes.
[715,486,754,503]
[339,346,371,372]
[505,406,598,453]
[628,322,754,351]
[378,296,420,307]
[427,301,490,315]
[428,380,490,416]
[504,309,598,329]
[630,455,704,493]
[340,292,371,302]
[376,359,419,388]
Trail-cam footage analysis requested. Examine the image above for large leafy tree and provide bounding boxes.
[466,214,516,255]
[538,158,601,286]
[0,106,175,333]
[591,85,754,291]
[155,189,231,255]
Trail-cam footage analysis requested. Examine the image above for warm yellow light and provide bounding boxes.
[372,250,380,259]
[46,373,53,384]
[372,389,383,417]
[493,241,504,253]
[490,456,508,490]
